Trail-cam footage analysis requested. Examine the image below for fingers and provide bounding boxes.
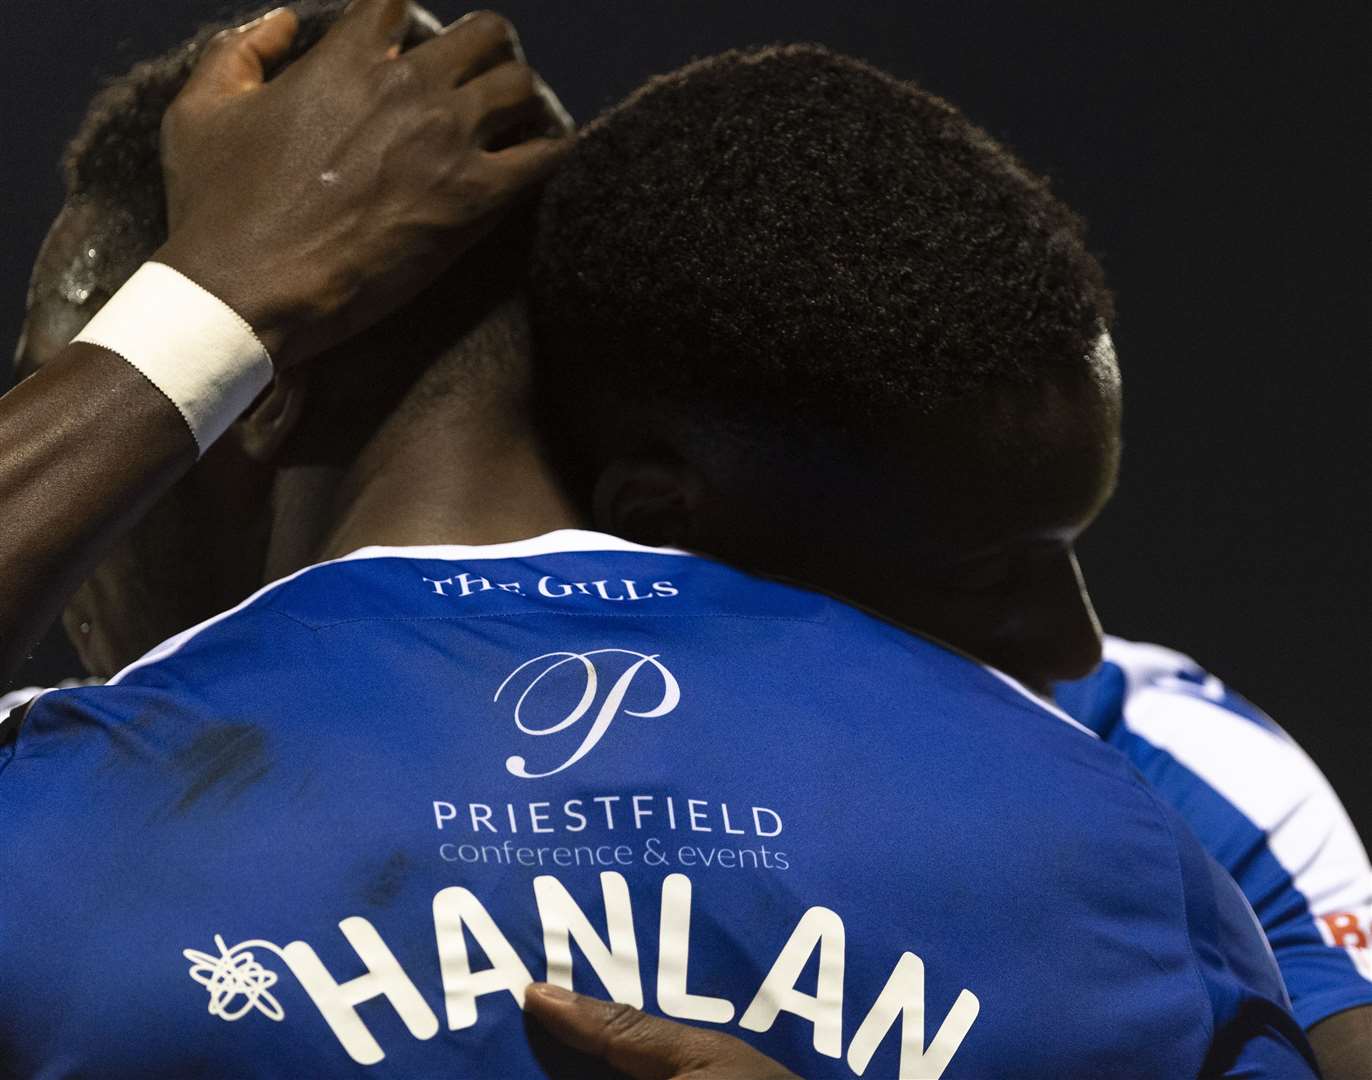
[181,7,299,103]
[462,62,549,146]
[484,133,572,193]
[404,10,522,88]
[406,5,444,38]
[524,985,803,1080]
[317,0,410,60]
[476,74,573,190]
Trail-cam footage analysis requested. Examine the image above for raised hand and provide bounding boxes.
[156,0,571,368]
[0,1,570,685]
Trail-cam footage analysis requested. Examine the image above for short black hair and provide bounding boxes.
[530,45,1114,489]
[57,1,353,301]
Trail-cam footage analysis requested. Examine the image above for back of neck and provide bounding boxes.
[310,407,582,563]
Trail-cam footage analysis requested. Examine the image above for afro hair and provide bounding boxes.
[530,44,1113,486]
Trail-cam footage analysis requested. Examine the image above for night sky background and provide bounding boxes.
[3,1,1368,831]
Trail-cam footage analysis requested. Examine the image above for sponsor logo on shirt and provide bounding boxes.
[496,649,680,778]
[175,632,990,1075]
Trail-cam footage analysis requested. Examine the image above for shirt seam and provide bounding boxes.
[1294,988,1372,1030]
[261,607,829,632]
[1144,779,1220,1052]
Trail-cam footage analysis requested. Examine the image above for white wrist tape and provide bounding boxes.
[72,261,275,456]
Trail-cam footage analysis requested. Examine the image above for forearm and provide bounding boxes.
[1309,1005,1372,1080]
[0,0,566,688]
[0,342,194,683]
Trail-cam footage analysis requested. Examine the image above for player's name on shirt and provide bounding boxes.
[1,537,1316,1077]
[188,868,978,1073]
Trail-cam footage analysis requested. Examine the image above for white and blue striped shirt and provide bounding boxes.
[1057,636,1372,1029]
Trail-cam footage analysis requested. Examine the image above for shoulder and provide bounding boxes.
[1059,637,1339,833]
[1,678,103,768]
[1057,635,1372,1030]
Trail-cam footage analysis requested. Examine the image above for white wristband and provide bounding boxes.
[72,261,275,456]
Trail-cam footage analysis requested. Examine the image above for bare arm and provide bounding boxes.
[0,342,195,682]
[0,0,567,685]
[1309,1006,1372,1080]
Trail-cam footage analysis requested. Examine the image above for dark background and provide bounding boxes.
[4,2,1368,831]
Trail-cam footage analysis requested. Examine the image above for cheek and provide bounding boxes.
[894,555,1103,689]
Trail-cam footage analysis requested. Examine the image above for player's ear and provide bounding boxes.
[232,366,308,463]
[592,459,705,549]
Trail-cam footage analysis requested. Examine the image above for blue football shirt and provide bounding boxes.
[1057,637,1372,1032]
[0,532,1315,1077]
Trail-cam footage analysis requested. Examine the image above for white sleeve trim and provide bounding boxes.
[1118,673,1372,979]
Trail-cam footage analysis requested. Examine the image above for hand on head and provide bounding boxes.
[156,0,571,368]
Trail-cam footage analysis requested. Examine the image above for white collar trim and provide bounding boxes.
[334,529,689,564]
[107,531,687,686]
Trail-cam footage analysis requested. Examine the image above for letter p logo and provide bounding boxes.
[496,650,680,778]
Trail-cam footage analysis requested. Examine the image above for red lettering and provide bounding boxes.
[1321,912,1368,949]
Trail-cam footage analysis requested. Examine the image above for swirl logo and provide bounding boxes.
[183,934,287,1022]
[496,649,680,778]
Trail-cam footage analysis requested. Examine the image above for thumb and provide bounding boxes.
[183,7,299,102]
[525,983,693,1078]
[524,984,802,1080]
